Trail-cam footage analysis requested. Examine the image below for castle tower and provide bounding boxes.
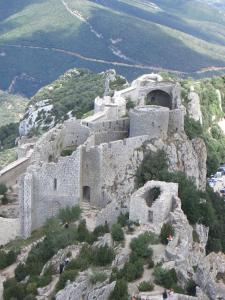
[129,105,170,140]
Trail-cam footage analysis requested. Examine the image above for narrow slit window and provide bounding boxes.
[54,178,57,191]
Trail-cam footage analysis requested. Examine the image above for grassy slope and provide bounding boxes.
[1,0,225,95]
[0,91,27,127]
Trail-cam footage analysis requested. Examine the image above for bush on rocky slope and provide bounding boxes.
[136,150,225,253]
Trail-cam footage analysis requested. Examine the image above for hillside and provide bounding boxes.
[0,91,27,127]
[19,68,127,136]
[2,0,225,95]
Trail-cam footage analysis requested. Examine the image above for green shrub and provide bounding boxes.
[130,233,154,260]
[147,258,155,269]
[184,116,203,140]
[58,206,81,223]
[89,272,107,284]
[111,224,124,242]
[0,183,7,195]
[110,279,129,300]
[160,224,175,245]
[26,282,37,295]
[136,150,225,252]
[3,279,27,300]
[77,220,91,242]
[30,274,52,288]
[66,257,89,272]
[138,281,154,292]
[60,149,74,157]
[120,259,144,282]
[93,224,109,238]
[0,122,19,150]
[0,250,17,269]
[153,266,177,289]
[186,279,197,296]
[126,98,135,110]
[24,295,36,300]
[135,150,168,188]
[93,246,115,266]
[15,263,27,282]
[117,213,129,227]
[1,195,9,205]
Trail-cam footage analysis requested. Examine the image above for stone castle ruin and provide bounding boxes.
[0,74,185,238]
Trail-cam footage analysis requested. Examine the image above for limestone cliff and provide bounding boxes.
[147,133,207,191]
[196,252,225,299]
[187,87,203,125]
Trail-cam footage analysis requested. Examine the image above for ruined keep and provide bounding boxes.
[11,74,187,237]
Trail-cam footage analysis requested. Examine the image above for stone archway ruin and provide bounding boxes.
[146,90,172,109]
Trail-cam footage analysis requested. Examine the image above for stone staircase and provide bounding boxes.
[80,202,99,232]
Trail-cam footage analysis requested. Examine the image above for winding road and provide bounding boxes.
[1,43,185,74]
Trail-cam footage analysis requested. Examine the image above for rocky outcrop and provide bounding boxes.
[187,86,203,125]
[196,252,225,300]
[150,133,207,190]
[41,245,81,275]
[55,272,115,300]
[129,180,209,289]
[19,100,54,136]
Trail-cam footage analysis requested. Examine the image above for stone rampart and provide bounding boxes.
[83,118,129,133]
[130,106,169,140]
[168,108,184,134]
[31,119,90,163]
[81,135,149,208]
[20,148,82,237]
[129,181,178,233]
[0,157,31,187]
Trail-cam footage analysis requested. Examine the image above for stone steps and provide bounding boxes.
[80,202,99,232]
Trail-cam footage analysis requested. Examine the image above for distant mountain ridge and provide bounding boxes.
[1,0,225,95]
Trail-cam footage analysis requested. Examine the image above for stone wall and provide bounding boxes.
[0,157,30,187]
[129,181,178,233]
[168,109,184,135]
[95,199,129,228]
[81,135,149,208]
[130,106,169,140]
[83,118,129,133]
[82,118,129,145]
[20,149,82,237]
[31,119,90,163]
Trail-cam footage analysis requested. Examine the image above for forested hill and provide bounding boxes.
[2,0,225,96]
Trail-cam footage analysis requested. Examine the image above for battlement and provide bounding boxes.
[83,135,149,153]
[83,118,130,132]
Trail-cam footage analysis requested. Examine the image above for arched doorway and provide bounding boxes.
[83,186,90,202]
[146,90,172,109]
